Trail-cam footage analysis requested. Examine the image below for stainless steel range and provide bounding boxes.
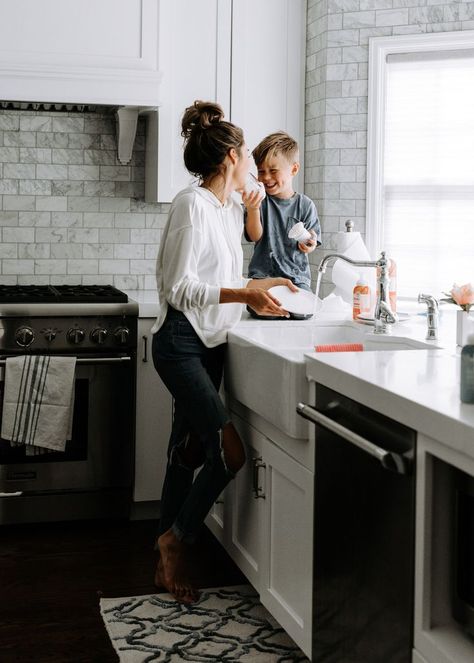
[0,284,138,524]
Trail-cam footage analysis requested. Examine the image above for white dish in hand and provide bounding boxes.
[268,285,316,316]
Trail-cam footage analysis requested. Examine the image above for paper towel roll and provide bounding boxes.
[332,232,375,304]
[335,231,370,259]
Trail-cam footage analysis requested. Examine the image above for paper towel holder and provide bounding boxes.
[345,219,354,232]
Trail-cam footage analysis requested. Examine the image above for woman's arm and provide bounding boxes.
[219,277,299,317]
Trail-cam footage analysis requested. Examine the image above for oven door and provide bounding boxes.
[0,356,135,496]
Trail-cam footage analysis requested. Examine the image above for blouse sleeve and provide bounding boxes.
[160,196,220,311]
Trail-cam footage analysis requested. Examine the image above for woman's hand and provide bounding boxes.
[298,229,318,254]
[242,189,264,210]
[245,277,299,316]
[245,288,290,317]
[220,279,298,316]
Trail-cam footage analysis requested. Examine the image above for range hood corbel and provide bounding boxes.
[116,106,158,165]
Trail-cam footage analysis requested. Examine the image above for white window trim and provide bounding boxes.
[366,29,474,257]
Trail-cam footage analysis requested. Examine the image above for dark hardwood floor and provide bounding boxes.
[0,518,246,663]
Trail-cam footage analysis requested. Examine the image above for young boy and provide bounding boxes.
[245,131,321,291]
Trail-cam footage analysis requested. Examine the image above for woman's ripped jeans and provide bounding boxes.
[152,307,245,544]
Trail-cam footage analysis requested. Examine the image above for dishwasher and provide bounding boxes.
[297,384,416,663]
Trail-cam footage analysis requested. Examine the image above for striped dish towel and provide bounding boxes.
[1,355,76,454]
[315,343,364,352]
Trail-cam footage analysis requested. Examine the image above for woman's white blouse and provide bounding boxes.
[151,185,249,347]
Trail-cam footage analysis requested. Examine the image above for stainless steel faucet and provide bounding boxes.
[315,251,398,334]
[417,293,439,340]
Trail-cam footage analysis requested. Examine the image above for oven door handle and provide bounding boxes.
[0,357,131,365]
[296,402,412,475]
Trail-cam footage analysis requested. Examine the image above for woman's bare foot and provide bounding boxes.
[154,558,165,589]
[156,528,199,604]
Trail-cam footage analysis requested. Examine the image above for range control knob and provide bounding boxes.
[15,326,35,348]
[90,327,108,345]
[113,326,130,345]
[67,327,85,345]
[43,328,57,343]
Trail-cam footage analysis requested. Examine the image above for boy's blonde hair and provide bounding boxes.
[252,131,299,167]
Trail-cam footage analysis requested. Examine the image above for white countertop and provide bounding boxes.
[125,290,159,318]
[304,308,474,461]
[126,289,474,458]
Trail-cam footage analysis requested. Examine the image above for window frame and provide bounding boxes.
[366,29,474,261]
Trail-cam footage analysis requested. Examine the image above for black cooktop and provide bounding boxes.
[0,284,128,304]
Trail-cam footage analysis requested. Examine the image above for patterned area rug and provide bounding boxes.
[100,584,309,662]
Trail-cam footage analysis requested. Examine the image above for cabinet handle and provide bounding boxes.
[142,335,148,363]
[252,456,266,499]
[215,498,224,504]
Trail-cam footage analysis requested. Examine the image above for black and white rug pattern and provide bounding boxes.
[100,584,309,662]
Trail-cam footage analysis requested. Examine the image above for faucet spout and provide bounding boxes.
[315,250,398,334]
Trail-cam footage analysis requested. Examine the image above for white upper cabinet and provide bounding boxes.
[0,0,161,105]
[149,0,306,202]
[231,0,306,159]
[147,0,232,203]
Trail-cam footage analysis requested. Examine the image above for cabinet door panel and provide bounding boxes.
[134,319,172,502]
[231,0,305,185]
[227,412,265,588]
[261,438,313,658]
[152,0,231,202]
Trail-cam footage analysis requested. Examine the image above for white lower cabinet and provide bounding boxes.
[133,318,173,503]
[206,409,313,658]
[260,438,313,657]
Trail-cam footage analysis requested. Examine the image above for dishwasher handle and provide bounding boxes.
[296,402,412,476]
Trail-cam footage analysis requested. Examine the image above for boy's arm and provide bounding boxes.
[245,206,263,242]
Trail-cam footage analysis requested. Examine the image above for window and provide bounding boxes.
[367,32,474,299]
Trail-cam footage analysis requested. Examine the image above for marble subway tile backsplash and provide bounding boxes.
[305,0,474,295]
[0,109,169,290]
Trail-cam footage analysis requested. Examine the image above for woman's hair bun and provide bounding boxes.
[181,100,224,138]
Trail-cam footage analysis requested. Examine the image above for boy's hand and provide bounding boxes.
[242,189,264,210]
[298,229,318,254]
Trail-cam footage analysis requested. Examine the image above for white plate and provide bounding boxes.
[268,285,316,315]
[357,311,410,324]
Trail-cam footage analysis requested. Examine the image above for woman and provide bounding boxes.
[151,100,296,604]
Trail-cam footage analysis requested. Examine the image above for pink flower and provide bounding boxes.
[449,283,474,311]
